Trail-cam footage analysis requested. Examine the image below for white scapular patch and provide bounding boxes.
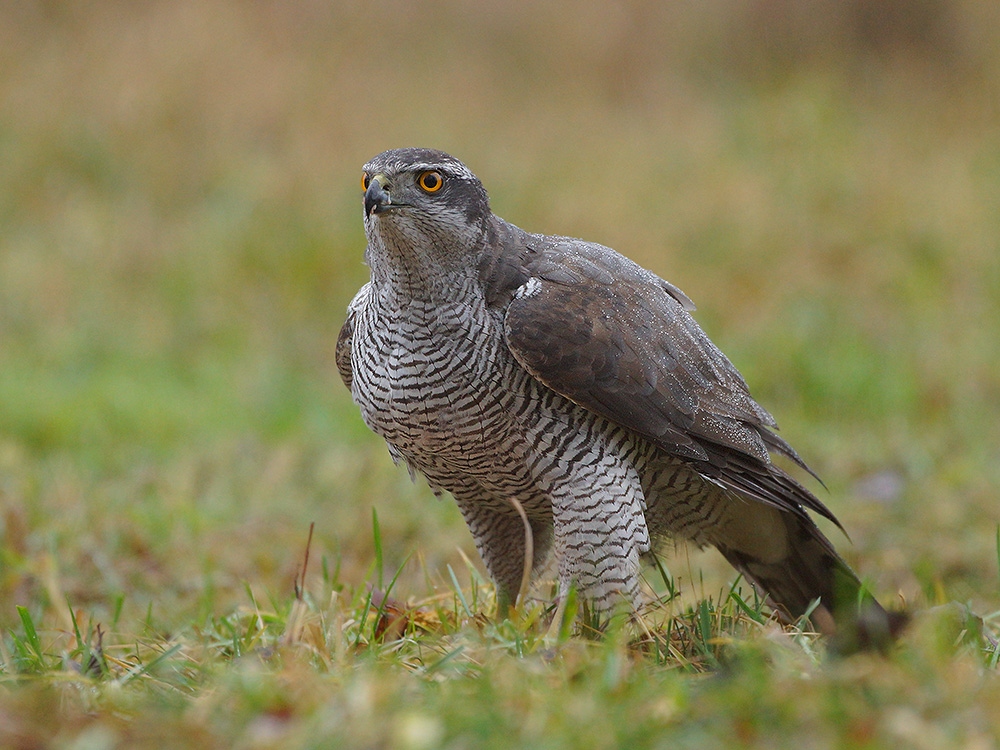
[515,277,543,299]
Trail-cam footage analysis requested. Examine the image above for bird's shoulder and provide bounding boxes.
[488,221,807,471]
[477,216,695,312]
[522,232,697,313]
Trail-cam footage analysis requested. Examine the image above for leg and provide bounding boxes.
[547,456,651,614]
[455,494,554,614]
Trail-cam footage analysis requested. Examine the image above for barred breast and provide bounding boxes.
[346,280,655,610]
[349,282,521,471]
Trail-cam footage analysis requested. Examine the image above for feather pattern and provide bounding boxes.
[339,147,888,634]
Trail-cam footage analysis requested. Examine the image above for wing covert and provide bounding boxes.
[337,283,372,392]
[502,238,839,526]
[336,312,354,390]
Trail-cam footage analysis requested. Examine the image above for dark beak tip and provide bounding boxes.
[364,181,389,216]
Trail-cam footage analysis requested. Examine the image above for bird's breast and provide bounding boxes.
[350,294,519,464]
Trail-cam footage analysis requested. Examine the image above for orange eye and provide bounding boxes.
[362,172,371,191]
[418,170,443,192]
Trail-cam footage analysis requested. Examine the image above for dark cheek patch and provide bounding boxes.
[448,181,488,224]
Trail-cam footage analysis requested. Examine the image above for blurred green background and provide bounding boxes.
[2,0,999,634]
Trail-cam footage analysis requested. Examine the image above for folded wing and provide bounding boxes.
[502,236,840,528]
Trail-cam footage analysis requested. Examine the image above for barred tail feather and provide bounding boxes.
[716,512,900,647]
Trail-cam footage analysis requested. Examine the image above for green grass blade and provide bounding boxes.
[558,586,579,642]
[372,507,383,590]
[112,594,125,631]
[7,632,35,672]
[65,600,102,676]
[67,600,85,652]
[651,553,678,602]
[424,646,465,675]
[728,589,766,625]
[446,564,472,618]
[243,582,259,612]
[120,642,184,685]
[353,589,376,650]
[697,599,713,646]
[369,553,414,640]
[15,606,43,662]
[143,601,154,634]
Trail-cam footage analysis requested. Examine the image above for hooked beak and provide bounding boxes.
[364,174,407,216]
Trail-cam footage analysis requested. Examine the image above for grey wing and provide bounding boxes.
[502,238,841,528]
[338,284,373,392]
[336,312,354,390]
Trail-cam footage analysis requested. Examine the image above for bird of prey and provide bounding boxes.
[338,147,885,634]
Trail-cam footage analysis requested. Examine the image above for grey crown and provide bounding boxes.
[338,147,884,632]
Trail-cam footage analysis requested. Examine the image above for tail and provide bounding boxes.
[715,510,905,649]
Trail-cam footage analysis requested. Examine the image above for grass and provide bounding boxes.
[2,1,1000,747]
[1,544,997,748]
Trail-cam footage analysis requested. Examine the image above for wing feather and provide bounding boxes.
[337,283,371,392]
[336,313,354,390]
[501,236,839,527]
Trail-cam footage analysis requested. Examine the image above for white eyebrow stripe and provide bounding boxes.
[364,159,476,182]
[410,162,476,179]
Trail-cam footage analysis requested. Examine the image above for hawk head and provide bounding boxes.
[361,148,491,270]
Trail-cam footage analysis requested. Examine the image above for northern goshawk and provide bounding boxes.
[338,147,885,634]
